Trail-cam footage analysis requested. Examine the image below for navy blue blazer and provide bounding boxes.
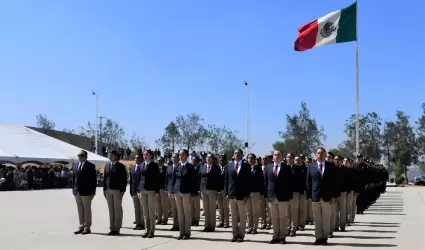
[224,161,251,200]
[72,161,97,196]
[264,162,293,202]
[199,164,222,192]
[249,164,265,194]
[174,163,198,195]
[129,164,141,196]
[165,164,178,193]
[103,161,127,193]
[306,161,337,202]
[137,161,160,193]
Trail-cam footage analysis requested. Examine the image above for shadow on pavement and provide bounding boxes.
[348,229,397,233]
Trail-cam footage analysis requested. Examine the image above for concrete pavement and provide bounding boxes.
[0,187,424,250]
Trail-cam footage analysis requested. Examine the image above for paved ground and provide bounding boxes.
[1,187,424,250]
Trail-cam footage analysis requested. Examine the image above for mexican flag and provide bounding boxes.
[294,2,357,52]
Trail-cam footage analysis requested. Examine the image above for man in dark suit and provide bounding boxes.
[165,153,180,231]
[175,149,198,240]
[224,149,251,242]
[264,150,293,244]
[72,150,97,235]
[103,149,128,235]
[138,149,160,238]
[199,153,221,232]
[306,147,337,245]
[129,154,144,230]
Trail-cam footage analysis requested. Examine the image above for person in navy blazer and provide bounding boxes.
[129,154,144,230]
[245,153,264,235]
[103,150,128,236]
[165,153,180,231]
[264,150,293,244]
[138,149,160,238]
[156,157,169,225]
[199,153,222,232]
[306,147,338,245]
[72,150,97,235]
[175,149,198,240]
[224,149,251,242]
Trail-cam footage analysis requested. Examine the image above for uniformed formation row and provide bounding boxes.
[72,148,388,245]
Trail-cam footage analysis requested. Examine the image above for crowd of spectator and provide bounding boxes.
[0,164,104,191]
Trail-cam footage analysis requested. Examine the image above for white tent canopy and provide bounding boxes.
[0,124,109,165]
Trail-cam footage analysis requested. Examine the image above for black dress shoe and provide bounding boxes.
[142,232,149,238]
[170,226,179,231]
[224,225,230,228]
[322,238,328,245]
[161,221,167,225]
[251,229,258,234]
[237,237,244,243]
[299,226,305,231]
[231,237,238,242]
[340,227,346,232]
[246,229,252,234]
[217,223,224,228]
[183,235,190,240]
[140,225,145,230]
[266,225,272,230]
[81,229,91,235]
[108,231,118,236]
[314,239,322,245]
[289,231,296,237]
[74,228,84,234]
[334,227,339,232]
[260,225,267,230]
[280,239,287,244]
[156,221,162,225]
[329,233,333,238]
[269,239,280,244]
[177,235,183,240]
[134,225,143,230]
[147,234,154,238]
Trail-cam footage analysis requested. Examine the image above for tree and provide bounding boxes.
[382,111,418,182]
[205,124,244,156]
[341,112,382,161]
[129,132,147,151]
[272,139,300,156]
[175,113,207,151]
[329,147,353,159]
[155,122,180,154]
[79,118,126,149]
[416,103,425,168]
[35,114,56,130]
[273,102,326,156]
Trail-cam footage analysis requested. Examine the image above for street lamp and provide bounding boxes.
[92,91,99,155]
[244,81,249,155]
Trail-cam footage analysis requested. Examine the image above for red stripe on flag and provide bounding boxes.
[294,19,319,52]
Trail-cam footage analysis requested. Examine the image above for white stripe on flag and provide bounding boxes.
[314,10,341,48]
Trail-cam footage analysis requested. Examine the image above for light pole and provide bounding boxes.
[244,81,249,156]
[92,91,99,155]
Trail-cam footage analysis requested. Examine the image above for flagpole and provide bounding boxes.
[355,0,360,155]
[244,81,249,156]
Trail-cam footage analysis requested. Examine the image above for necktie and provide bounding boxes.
[135,165,140,174]
[234,162,239,173]
[273,164,278,176]
[78,163,82,171]
[319,163,323,176]
[207,165,210,173]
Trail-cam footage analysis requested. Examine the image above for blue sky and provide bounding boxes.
[1,0,424,156]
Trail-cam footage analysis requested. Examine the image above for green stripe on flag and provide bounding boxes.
[336,2,357,43]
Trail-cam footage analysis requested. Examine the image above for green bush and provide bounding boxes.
[394,176,405,185]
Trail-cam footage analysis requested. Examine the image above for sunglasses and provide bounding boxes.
[77,154,86,157]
